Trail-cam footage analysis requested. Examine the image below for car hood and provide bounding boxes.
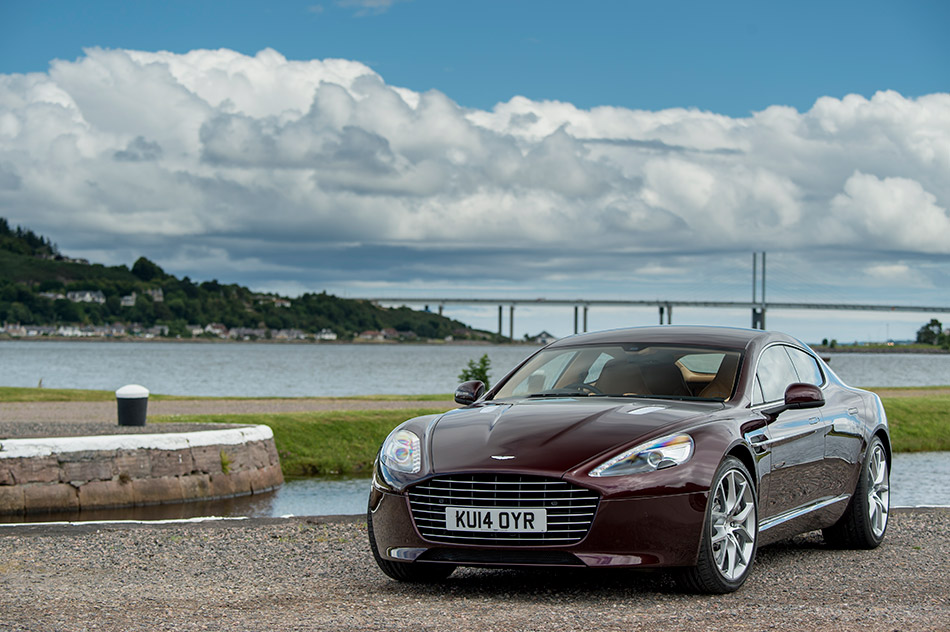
[428,398,720,475]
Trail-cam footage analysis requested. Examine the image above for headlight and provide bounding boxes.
[589,433,693,477]
[380,429,422,474]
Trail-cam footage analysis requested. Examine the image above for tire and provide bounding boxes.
[367,508,456,582]
[678,456,758,594]
[822,436,889,549]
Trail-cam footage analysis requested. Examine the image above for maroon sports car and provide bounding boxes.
[368,326,890,593]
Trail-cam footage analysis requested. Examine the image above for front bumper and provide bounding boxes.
[368,485,708,569]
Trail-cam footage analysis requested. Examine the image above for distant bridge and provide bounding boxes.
[363,296,950,340]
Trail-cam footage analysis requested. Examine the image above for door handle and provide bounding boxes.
[808,416,820,425]
[747,434,769,453]
[848,407,859,416]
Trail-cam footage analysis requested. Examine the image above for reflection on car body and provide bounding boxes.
[368,326,890,593]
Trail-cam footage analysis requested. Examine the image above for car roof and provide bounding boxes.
[545,325,796,351]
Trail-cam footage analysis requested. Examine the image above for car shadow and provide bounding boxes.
[372,530,844,600]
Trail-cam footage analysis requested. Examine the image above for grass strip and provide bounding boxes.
[153,408,445,477]
[879,395,950,453]
[0,386,198,402]
[866,385,950,392]
[0,386,452,403]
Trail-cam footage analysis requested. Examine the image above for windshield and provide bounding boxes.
[492,343,743,401]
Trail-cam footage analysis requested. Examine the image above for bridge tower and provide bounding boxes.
[751,252,766,329]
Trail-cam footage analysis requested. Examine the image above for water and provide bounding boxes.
[0,476,371,524]
[891,452,949,507]
[822,353,950,388]
[0,341,537,396]
[1,342,948,397]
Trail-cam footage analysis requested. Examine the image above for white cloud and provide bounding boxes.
[863,263,933,288]
[1,47,948,303]
[336,0,399,16]
[828,171,950,253]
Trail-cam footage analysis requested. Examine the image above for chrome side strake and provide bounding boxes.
[759,494,849,532]
[388,547,427,561]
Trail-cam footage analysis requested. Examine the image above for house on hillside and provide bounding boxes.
[530,331,558,345]
[273,328,306,340]
[204,323,228,338]
[229,327,268,340]
[253,294,291,308]
[144,288,164,303]
[66,290,106,304]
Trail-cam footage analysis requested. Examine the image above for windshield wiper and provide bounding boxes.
[527,392,589,398]
[588,393,649,398]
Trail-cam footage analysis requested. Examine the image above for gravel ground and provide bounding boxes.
[0,508,946,632]
[0,399,454,439]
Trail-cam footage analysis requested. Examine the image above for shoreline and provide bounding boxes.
[3,336,948,352]
[0,335,530,346]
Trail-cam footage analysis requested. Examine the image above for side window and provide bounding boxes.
[787,347,824,386]
[510,351,577,395]
[756,345,799,403]
[582,352,614,383]
[753,375,765,405]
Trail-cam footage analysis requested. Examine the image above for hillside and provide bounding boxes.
[0,218,493,341]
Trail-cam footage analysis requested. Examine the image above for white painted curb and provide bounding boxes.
[0,425,274,459]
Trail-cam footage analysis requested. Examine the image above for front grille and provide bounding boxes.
[408,474,600,546]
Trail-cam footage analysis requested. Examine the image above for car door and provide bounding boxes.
[755,344,830,519]
[788,348,867,498]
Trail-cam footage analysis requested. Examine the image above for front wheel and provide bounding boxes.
[678,456,758,594]
[367,508,456,582]
[822,436,889,549]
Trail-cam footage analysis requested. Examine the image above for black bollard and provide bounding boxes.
[116,384,149,426]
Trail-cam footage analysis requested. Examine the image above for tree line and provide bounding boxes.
[0,218,490,341]
[916,319,949,349]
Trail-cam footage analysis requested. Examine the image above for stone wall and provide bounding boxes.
[0,425,283,515]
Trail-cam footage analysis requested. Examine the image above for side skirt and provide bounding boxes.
[758,494,850,545]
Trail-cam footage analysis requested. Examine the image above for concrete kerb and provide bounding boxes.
[0,425,284,515]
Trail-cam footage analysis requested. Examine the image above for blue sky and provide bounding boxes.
[1,0,948,342]
[3,0,947,115]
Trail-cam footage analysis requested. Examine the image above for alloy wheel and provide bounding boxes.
[866,443,889,539]
[710,468,756,581]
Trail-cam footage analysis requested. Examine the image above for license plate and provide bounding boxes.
[444,507,547,533]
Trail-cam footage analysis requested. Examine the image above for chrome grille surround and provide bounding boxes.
[408,474,600,546]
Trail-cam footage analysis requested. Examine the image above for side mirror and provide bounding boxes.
[764,382,824,418]
[454,380,485,406]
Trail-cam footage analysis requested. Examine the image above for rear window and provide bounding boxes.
[678,353,725,375]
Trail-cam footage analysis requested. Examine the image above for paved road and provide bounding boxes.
[0,398,455,421]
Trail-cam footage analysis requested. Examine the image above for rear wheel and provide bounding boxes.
[367,508,456,582]
[822,436,889,548]
[678,456,757,594]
